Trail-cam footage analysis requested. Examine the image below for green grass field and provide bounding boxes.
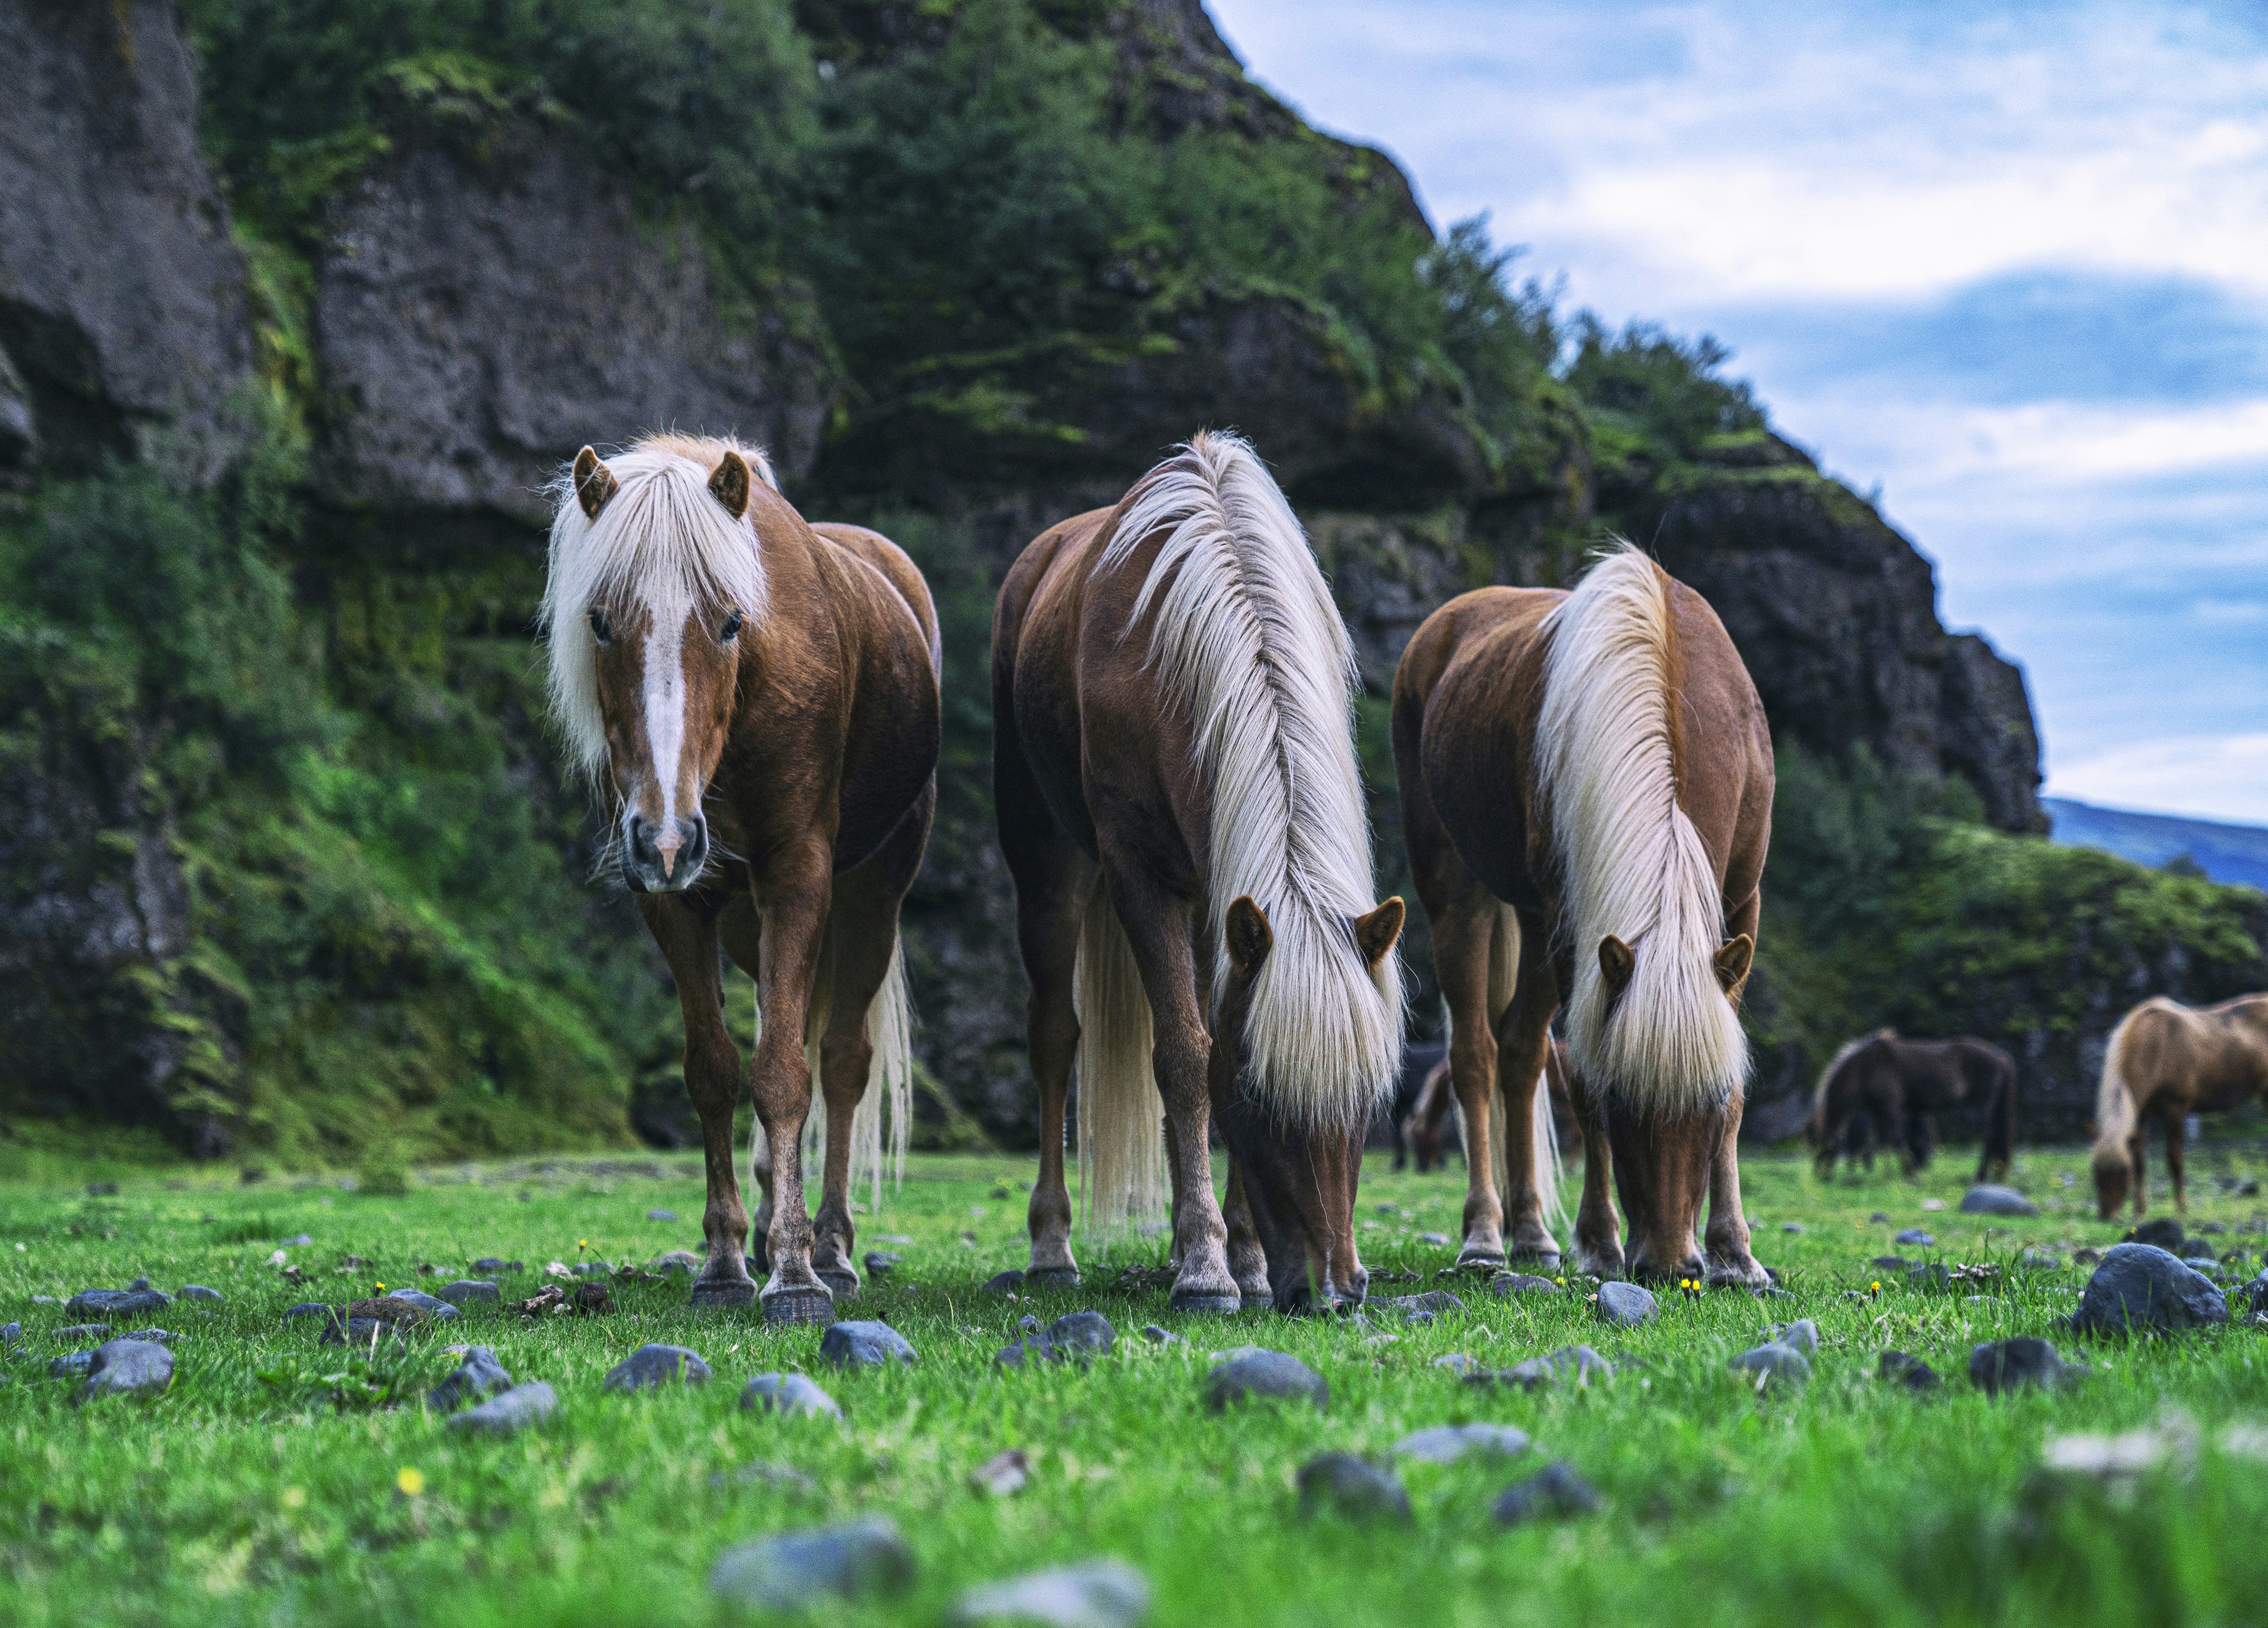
[4,1145,2265,1627]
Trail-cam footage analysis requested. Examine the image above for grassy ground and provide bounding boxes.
[4,1144,2266,1627]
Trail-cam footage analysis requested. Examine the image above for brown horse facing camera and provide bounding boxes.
[993,432,1406,1313]
[1393,545,1774,1285]
[2091,993,2268,1219]
[542,435,940,1325]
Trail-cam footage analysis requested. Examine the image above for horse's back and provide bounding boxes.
[812,522,940,671]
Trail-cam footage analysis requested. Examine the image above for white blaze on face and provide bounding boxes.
[640,604,689,872]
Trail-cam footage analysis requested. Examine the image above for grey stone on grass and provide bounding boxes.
[447,1380,558,1434]
[970,1448,1029,1496]
[1970,1338,2087,1396]
[1,1321,18,1351]
[80,1339,171,1400]
[282,1301,332,1323]
[54,1323,110,1343]
[1595,1281,1656,1327]
[1878,1350,1941,1391]
[1907,1264,1953,1291]
[437,1279,500,1308]
[49,1352,94,1378]
[1871,1256,1911,1271]
[709,1518,914,1610]
[951,1559,1149,1627]
[1781,1221,1806,1234]
[646,1208,677,1222]
[1432,1353,1478,1376]
[2071,1244,2227,1337]
[651,1251,702,1277]
[177,1285,223,1304]
[382,1290,459,1320]
[116,1328,174,1344]
[1960,1184,2037,1216]
[985,1270,1027,1294]
[427,1347,513,1412]
[471,1257,521,1274]
[2018,1250,2063,1272]
[66,1287,171,1318]
[1894,1229,1935,1247]
[1139,1325,1185,1346]
[2126,1217,2184,1250]
[279,1233,314,1247]
[1417,1232,1452,1246]
[1491,1461,1603,1525]
[604,1343,711,1392]
[1206,1350,1327,1411]
[1043,1311,1115,1360]
[862,1251,902,1277]
[820,1320,918,1369]
[1490,1273,1558,1297]
[1394,1423,1531,1464]
[1764,1319,1820,1356]
[742,1373,841,1419]
[1296,1453,1411,1522]
[1495,1344,1612,1391]
[1374,1290,1465,1326]
[1729,1343,1811,1386]
[2178,1236,2218,1261]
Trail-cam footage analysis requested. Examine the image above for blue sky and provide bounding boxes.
[1208,0,2268,823]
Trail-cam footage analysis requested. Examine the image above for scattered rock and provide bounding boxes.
[1206,1350,1327,1411]
[1490,1273,1558,1297]
[1871,1256,1911,1271]
[2018,1250,2063,1271]
[1491,1461,1604,1525]
[1878,1350,1941,1391]
[1296,1453,1412,1522]
[970,1448,1029,1496]
[742,1373,842,1419]
[2070,1244,2228,1337]
[53,1323,110,1343]
[1894,1229,1935,1248]
[2244,1270,2268,1316]
[647,1208,677,1222]
[447,1380,559,1434]
[2178,1237,2218,1261]
[1869,1212,1892,1223]
[2073,1247,2103,1265]
[1729,1343,1811,1386]
[471,1257,522,1274]
[1432,1353,1479,1376]
[282,1302,332,1323]
[1139,1326,1185,1346]
[1907,1264,1953,1291]
[2198,1221,2228,1235]
[177,1286,223,1304]
[569,1282,615,1316]
[604,1343,712,1392]
[1960,1184,2038,1217]
[2125,1217,2184,1250]
[1595,1281,1657,1327]
[951,1559,1149,1628]
[1781,1221,1806,1234]
[1920,1199,1946,1212]
[1970,1337,2087,1396]
[280,1233,314,1248]
[651,1251,703,1277]
[65,1287,171,1319]
[1393,1422,1531,1464]
[428,1347,513,1412]
[1373,1290,1464,1325]
[48,1352,94,1378]
[79,1339,171,1400]
[380,1289,460,1321]
[820,1321,919,1369]
[1417,1232,1452,1247]
[863,1251,902,1278]
[1492,1344,1612,1391]
[437,1279,501,1308]
[116,1328,174,1344]
[985,1270,1027,1294]
[709,1518,915,1610]
[1764,1319,1820,1356]
[0,1322,18,1350]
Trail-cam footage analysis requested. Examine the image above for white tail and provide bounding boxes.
[2092,1005,2146,1161]
[1074,878,1167,1231]
[1538,543,1746,1113]
[786,931,914,1213]
[1531,1072,1566,1238]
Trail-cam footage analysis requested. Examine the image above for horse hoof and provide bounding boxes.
[1457,1248,1508,1270]
[1024,1266,1081,1291]
[761,1285,838,1327]
[689,1278,757,1310]
[815,1269,859,1300]
[1503,1248,1559,1272]
[1168,1291,1241,1316]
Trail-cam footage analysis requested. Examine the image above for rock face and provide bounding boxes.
[0,0,253,487]
[311,127,830,525]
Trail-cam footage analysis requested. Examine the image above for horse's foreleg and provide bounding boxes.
[1493,914,1563,1266]
[1011,848,1086,1289]
[2166,1111,2188,1215]
[2130,1127,2150,1217]
[1704,1087,1766,1288]
[748,843,836,1325]
[1565,1060,1625,1279]
[1222,1154,1269,1302]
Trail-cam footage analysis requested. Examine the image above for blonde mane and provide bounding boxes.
[1539,542,1748,1114]
[540,435,776,781]
[1102,431,1404,1127]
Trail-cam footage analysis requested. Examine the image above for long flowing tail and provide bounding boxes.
[2091,1008,2146,1164]
[790,930,914,1213]
[1075,878,1166,1232]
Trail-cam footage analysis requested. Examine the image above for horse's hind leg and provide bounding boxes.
[2166,1111,2188,1215]
[2129,1125,2150,1217]
[1421,883,1511,1265]
[643,894,758,1308]
[1492,916,1565,1266]
[1564,1060,1624,1279]
[1222,1154,1269,1301]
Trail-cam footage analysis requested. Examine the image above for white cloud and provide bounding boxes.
[2047,734,2268,824]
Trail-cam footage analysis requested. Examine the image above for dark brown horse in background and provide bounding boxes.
[1402,1036,1577,1175]
[1806,1031,2018,1182]
[1394,544,1773,1285]
[543,435,939,1324]
[994,431,1405,1313]
[2092,994,2268,1218]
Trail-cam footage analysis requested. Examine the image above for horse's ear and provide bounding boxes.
[1352,897,1405,971]
[709,450,752,519]
[1713,934,1754,994]
[573,447,617,519]
[1598,935,1634,995]
[1226,896,1273,982]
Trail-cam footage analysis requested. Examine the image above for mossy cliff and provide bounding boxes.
[0,0,2254,1166]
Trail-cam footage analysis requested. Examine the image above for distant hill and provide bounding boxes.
[2045,797,2268,891]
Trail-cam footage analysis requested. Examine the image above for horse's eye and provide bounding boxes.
[719,610,744,643]
[588,609,611,645]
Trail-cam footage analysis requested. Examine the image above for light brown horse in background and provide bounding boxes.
[993,431,1405,1313]
[1393,544,1774,1285]
[543,435,940,1324]
[2091,994,2268,1218]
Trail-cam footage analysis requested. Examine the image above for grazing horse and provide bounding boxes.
[993,431,1406,1313]
[2091,993,2268,1219]
[1403,1036,1577,1175]
[542,435,939,1324]
[1393,544,1772,1285]
[1806,1031,2019,1183]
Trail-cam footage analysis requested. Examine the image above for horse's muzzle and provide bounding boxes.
[623,812,708,892]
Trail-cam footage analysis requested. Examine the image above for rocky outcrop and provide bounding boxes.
[0,0,254,486]
[310,128,832,524]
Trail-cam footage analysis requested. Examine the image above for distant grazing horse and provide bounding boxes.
[1386,1040,1448,1171]
[1403,1036,1577,1175]
[1806,1031,2018,1182]
[1393,544,1773,1285]
[2091,993,2268,1219]
[542,435,939,1324]
[994,431,1405,1313]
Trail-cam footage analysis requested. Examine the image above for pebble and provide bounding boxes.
[1920,1198,1946,1212]
[647,1208,677,1222]
[1970,1337,2087,1396]
[1139,1325,1185,1346]
[48,1352,94,1378]
[604,1343,712,1392]
[2073,1248,2103,1265]
[280,1233,314,1247]
[2126,1217,2184,1250]
[1907,1264,1953,1291]
[1494,1344,1612,1391]
[651,1251,702,1277]
[1960,1184,2038,1217]
[742,1373,842,1419]
[177,1285,223,1304]
[1491,1461,1603,1525]
[0,1322,18,1350]
[382,1290,460,1320]
[970,1448,1029,1496]
[1206,1350,1327,1411]
[2178,1237,2218,1261]
[862,1251,902,1277]
[984,1270,1027,1294]
[282,1301,333,1323]
[1878,1350,1942,1391]
[471,1258,522,1274]
[1894,1229,1935,1247]
[1433,1353,1479,1376]
[2018,1250,2063,1271]
[66,1287,171,1319]
[1595,1281,1656,1327]
[2070,1244,2227,1337]
[437,1279,501,1307]
[428,1347,514,1411]
[820,1321,920,1369]
[1417,1232,1453,1247]
[116,1328,174,1344]
[709,1518,915,1610]
[1729,1343,1811,1386]
[1490,1273,1559,1296]
[447,1380,559,1434]
[1373,1290,1464,1326]
[1781,1221,1806,1234]
[1764,1319,1820,1356]
[1394,1422,1531,1464]
[1871,1255,1911,1270]
[1869,1212,1892,1223]
[80,1339,171,1401]
[950,1559,1149,1628]
[2246,1270,2268,1317]
[54,1324,110,1343]
[1296,1453,1412,1522]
